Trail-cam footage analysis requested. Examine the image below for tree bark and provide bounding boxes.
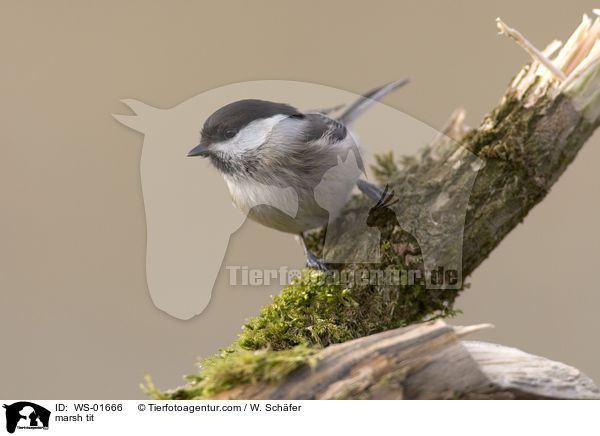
[320,76,598,285]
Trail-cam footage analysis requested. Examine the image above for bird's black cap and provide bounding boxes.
[199,99,302,146]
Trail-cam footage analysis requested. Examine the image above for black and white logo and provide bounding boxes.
[3,402,50,434]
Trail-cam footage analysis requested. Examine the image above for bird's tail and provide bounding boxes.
[337,78,408,125]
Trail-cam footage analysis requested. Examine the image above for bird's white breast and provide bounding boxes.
[223,174,299,220]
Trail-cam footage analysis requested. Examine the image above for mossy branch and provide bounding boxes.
[147,13,600,399]
[205,321,600,400]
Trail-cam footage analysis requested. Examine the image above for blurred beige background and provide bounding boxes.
[1,1,599,399]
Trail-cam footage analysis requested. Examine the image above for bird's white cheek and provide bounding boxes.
[211,135,262,155]
[211,114,289,155]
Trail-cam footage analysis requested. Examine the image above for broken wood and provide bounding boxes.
[209,321,600,400]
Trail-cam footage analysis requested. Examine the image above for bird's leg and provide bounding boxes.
[299,233,329,271]
[357,179,385,201]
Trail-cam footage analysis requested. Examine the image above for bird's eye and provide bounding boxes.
[224,128,237,139]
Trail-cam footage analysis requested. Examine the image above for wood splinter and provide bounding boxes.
[496,17,567,81]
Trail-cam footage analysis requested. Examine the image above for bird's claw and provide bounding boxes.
[305,251,329,271]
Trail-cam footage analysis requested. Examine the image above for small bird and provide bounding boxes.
[187,80,408,268]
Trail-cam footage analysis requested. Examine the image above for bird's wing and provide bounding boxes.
[301,113,348,143]
[299,113,366,174]
[265,112,366,179]
[337,78,408,125]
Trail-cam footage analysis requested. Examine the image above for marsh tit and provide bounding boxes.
[187,80,408,268]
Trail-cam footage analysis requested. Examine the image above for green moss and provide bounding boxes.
[144,344,319,400]
[371,151,399,183]
[145,270,359,399]
[237,270,359,350]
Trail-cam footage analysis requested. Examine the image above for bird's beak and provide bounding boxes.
[187,142,210,157]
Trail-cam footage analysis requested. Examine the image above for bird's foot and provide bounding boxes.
[305,250,329,271]
[299,232,329,270]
